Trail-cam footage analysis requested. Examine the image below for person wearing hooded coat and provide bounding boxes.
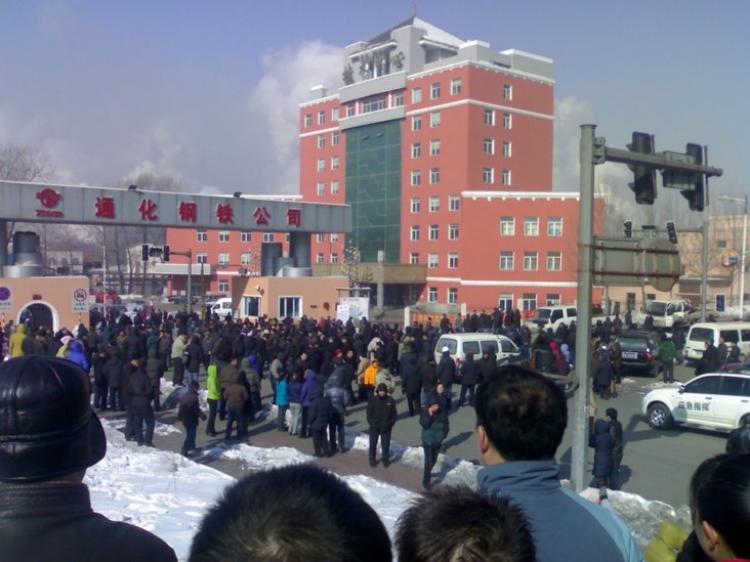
[308,386,333,457]
[420,382,449,489]
[9,323,27,358]
[324,358,349,453]
[401,345,421,416]
[65,340,91,373]
[103,347,124,411]
[366,383,397,467]
[436,347,456,410]
[145,344,165,411]
[589,418,614,488]
[300,368,318,438]
[458,352,480,407]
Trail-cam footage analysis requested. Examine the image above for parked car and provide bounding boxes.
[434,333,520,367]
[683,322,750,363]
[616,330,662,376]
[642,372,750,432]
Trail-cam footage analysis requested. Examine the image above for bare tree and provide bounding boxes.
[0,144,51,182]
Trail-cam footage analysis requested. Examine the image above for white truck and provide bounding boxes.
[529,305,578,333]
[634,299,699,329]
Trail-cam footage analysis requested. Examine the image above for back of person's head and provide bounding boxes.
[475,365,566,461]
[0,356,106,483]
[606,407,618,421]
[395,485,535,562]
[189,464,392,562]
[690,453,750,559]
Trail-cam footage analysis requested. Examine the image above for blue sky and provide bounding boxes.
[0,0,747,215]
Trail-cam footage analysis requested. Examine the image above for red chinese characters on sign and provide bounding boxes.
[286,208,301,227]
[216,203,234,224]
[178,201,197,223]
[95,196,115,219]
[138,198,158,221]
[253,206,270,226]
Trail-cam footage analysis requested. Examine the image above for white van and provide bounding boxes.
[683,322,750,362]
[209,297,234,316]
[434,333,520,366]
[530,305,578,332]
[636,299,700,329]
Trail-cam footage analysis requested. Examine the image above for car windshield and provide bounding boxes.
[689,327,713,343]
[645,302,667,315]
[536,309,551,320]
[618,336,649,349]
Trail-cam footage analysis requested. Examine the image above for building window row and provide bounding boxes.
[315,233,340,243]
[499,216,563,237]
[483,109,513,129]
[499,251,563,271]
[410,196,460,214]
[316,156,340,172]
[481,167,511,185]
[408,223,459,241]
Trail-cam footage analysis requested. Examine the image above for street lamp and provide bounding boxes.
[718,195,748,319]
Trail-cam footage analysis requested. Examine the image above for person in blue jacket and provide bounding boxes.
[475,366,642,562]
[66,340,91,373]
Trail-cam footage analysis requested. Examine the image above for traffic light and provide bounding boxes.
[162,245,170,262]
[665,221,677,244]
[627,132,656,204]
[681,143,705,212]
[141,244,149,262]
[624,220,633,239]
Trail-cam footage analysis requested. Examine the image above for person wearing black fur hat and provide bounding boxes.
[0,356,176,561]
[366,383,397,467]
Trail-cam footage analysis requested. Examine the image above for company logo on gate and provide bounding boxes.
[35,187,64,218]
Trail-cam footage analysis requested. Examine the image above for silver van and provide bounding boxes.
[434,333,520,366]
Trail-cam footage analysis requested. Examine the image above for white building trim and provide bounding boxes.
[299,126,340,139]
[461,191,580,200]
[426,276,577,288]
[406,98,554,121]
[299,94,340,109]
[407,59,555,86]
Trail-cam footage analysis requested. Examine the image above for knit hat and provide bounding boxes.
[376,383,388,393]
[0,356,107,482]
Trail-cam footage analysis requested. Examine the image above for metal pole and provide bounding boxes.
[572,124,595,493]
[0,219,7,277]
[740,196,747,319]
[187,249,193,315]
[701,218,708,322]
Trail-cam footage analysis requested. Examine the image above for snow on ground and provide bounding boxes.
[643,381,682,391]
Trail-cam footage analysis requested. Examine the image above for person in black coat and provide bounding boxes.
[589,418,614,488]
[458,352,480,407]
[103,347,124,411]
[593,352,614,399]
[91,345,109,411]
[436,347,456,410]
[419,356,438,407]
[127,353,155,447]
[366,383,397,467]
[606,407,624,489]
[401,346,421,416]
[177,381,206,456]
[308,386,332,457]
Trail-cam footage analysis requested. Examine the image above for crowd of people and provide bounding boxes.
[0,305,748,562]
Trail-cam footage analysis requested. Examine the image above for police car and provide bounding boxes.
[642,373,750,432]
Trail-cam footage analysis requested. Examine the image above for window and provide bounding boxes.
[449,195,460,211]
[410,197,421,213]
[502,169,511,185]
[626,293,636,309]
[523,252,538,271]
[499,216,515,236]
[429,168,440,184]
[412,116,422,131]
[196,253,208,264]
[503,84,513,100]
[330,253,338,263]
[448,287,458,304]
[317,159,325,172]
[547,217,563,236]
[429,224,439,240]
[428,197,440,213]
[410,225,420,241]
[304,114,312,128]
[196,230,207,242]
[524,217,539,236]
[717,240,727,249]
[331,233,339,242]
[429,139,440,156]
[331,107,339,121]
[279,296,302,319]
[412,87,422,103]
[242,296,260,317]
[502,141,512,158]
[411,142,422,158]
[685,376,719,395]
[428,287,438,303]
[546,293,561,306]
[263,233,274,243]
[362,96,386,113]
[447,252,458,269]
[430,111,441,128]
[409,252,420,264]
[484,108,495,125]
[317,134,325,148]
[393,92,404,107]
[331,156,339,170]
[521,292,537,311]
[448,224,459,240]
[499,251,514,270]
[720,376,749,397]
[410,170,421,186]
[218,279,229,293]
[498,293,513,311]
[316,182,325,196]
[218,252,230,265]
[316,253,324,264]
[483,138,495,154]
[318,110,326,124]
[546,252,562,271]
[483,167,494,184]
[241,232,252,243]
[316,233,324,243]
[331,131,340,145]
[240,252,252,265]
[430,82,441,99]
[330,181,339,195]
[450,78,462,95]
[219,231,230,242]
[346,104,355,117]
[427,253,438,268]
[503,112,512,129]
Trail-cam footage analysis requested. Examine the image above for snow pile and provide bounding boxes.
[643,381,682,391]
[86,419,232,560]
[110,419,182,436]
[200,441,314,470]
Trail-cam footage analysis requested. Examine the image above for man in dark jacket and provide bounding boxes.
[104,347,124,411]
[324,357,349,454]
[589,418,614,488]
[308,387,332,457]
[127,352,155,447]
[177,380,206,457]
[606,407,624,489]
[401,345,421,416]
[146,345,165,411]
[366,383,397,467]
[726,416,750,455]
[436,347,456,410]
[0,356,176,562]
[458,352,479,407]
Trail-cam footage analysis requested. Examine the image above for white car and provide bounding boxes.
[642,373,750,432]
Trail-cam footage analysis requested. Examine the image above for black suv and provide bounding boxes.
[616,330,662,376]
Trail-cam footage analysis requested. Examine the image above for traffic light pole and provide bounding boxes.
[170,249,193,315]
[571,124,596,493]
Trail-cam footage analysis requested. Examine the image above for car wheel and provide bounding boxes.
[647,402,673,430]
